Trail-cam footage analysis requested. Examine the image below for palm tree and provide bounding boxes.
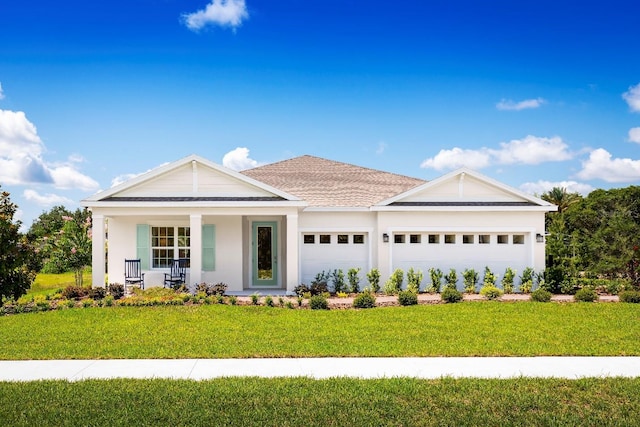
[541,187,581,214]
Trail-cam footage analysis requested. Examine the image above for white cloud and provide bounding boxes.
[23,189,74,207]
[376,142,387,155]
[623,83,640,112]
[223,147,260,170]
[0,109,99,190]
[421,135,572,171]
[0,82,4,100]
[111,173,141,188]
[420,147,491,171]
[519,180,593,196]
[496,98,545,111]
[628,127,640,144]
[183,0,248,32]
[576,148,640,183]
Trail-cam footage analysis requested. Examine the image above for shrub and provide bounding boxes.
[397,290,418,306]
[331,269,346,294]
[229,295,237,305]
[353,290,377,308]
[107,283,125,300]
[502,267,516,294]
[104,295,114,307]
[383,269,404,295]
[462,268,478,293]
[366,268,381,293]
[88,287,106,300]
[82,298,94,308]
[480,285,503,300]
[619,290,640,303]
[406,268,423,293]
[62,285,88,301]
[336,291,348,298]
[428,268,443,293]
[264,295,274,307]
[285,300,294,309]
[519,267,534,294]
[251,293,260,305]
[309,294,329,310]
[444,268,458,290]
[347,267,361,293]
[312,271,331,294]
[296,296,304,307]
[482,266,497,287]
[441,287,463,303]
[531,288,552,302]
[293,284,310,297]
[574,288,597,302]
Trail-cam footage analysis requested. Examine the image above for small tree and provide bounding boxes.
[331,269,346,294]
[406,267,423,293]
[428,267,443,293]
[383,268,404,295]
[462,268,478,293]
[52,215,92,287]
[0,188,37,301]
[502,267,516,294]
[347,267,361,293]
[482,266,497,287]
[520,267,535,293]
[366,268,381,293]
[444,268,458,290]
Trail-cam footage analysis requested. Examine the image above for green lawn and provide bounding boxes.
[28,271,92,296]
[2,377,640,426]
[2,303,639,359]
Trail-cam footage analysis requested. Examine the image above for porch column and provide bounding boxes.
[286,213,299,293]
[91,214,106,288]
[190,214,202,285]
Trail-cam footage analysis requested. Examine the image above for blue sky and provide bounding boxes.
[1,0,640,229]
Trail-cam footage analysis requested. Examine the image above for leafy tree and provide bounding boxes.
[50,214,92,286]
[0,187,37,301]
[541,187,582,214]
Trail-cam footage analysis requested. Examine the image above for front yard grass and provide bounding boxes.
[1,303,639,359]
[27,271,92,296]
[2,377,640,426]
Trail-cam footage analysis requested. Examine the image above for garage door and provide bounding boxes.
[300,232,370,286]
[391,232,530,290]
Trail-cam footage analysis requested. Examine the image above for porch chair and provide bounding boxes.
[124,259,145,291]
[164,258,187,289]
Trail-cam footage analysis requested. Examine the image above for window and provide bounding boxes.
[513,234,525,244]
[320,234,331,244]
[303,234,315,244]
[445,234,456,244]
[394,234,405,244]
[353,234,365,244]
[479,234,490,244]
[497,234,508,244]
[428,234,440,244]
[463,234,474,244]
[151,226,190,268]
[410,234,421,244]
[338,234,349,244]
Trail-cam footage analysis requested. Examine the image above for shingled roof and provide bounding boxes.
[241,155,425,208]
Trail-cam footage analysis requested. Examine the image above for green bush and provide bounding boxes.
[251,293,260,305]
[619,290,640,303]
[406,268,423,293]
[441,287,463,303]
[444,268,457,290]
[530,288,552,302]
[383,269,404,295]
[428,267,443,293]
[264,295,274,307]
[366,268,381,293]
[480,285,503,300]
[574,288,597,302]
[397,290,418,306]
[502,267,516,294]
[353,291,376,308]
[309,294,329,310]
[293,284,310,297]
[331,269,346,294]
[462,268,478,293]
[347,267,361,293]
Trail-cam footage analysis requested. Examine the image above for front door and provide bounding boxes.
[252,221,278,287]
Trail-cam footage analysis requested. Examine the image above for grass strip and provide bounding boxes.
[1,303,639,359]
[2,377,640,426]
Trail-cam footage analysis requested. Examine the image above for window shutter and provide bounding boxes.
[202,225,216,271]
[136,224,150,270]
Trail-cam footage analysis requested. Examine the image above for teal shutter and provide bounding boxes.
[202,225,216,271]
[136,224,150,270]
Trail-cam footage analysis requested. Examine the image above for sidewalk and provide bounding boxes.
[2,357,640,382]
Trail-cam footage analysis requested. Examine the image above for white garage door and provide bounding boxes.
[391,232,531,290]
[300,232,370,286]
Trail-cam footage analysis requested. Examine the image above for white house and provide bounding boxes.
[82,154,556,293]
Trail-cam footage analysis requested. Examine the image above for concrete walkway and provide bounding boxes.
[2,357,640,382]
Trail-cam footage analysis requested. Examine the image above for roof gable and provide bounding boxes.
[83,154,301,204]
[241,155,425,208]
[377,168,555,209]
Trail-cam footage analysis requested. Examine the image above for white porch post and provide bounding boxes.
[91,214,106,288]
[286,213,299,293]
[190,214,202,285]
